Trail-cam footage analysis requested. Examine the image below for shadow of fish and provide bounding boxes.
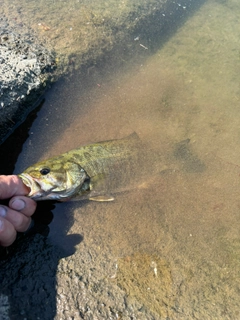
[18,133,143,202]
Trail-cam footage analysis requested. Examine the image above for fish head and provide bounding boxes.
[18,157,87,201]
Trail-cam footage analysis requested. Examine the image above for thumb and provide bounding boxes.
[0,175,30,199]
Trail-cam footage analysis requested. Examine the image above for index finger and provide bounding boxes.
[0,175,30,199]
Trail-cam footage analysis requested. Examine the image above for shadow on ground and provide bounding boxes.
[0,105,83,319]
[0,200,83,319]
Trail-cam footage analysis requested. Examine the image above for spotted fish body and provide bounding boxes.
[19,133,142,201]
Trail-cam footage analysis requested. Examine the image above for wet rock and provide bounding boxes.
[0,294,10,320]
[0,233,63,320]
[0,16,56,144]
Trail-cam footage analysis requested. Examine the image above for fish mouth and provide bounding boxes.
[18,173,75,201]
[18,173,44,199]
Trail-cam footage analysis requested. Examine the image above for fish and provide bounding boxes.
[18,133,143,202]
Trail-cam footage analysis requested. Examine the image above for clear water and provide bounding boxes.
[2,0,240,318]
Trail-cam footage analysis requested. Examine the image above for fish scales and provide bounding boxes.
[72,140,139,176]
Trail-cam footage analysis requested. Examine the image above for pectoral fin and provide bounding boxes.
[87,173,114,201]
[89,195,114,202]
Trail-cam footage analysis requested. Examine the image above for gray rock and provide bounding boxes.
[0,16,56,144]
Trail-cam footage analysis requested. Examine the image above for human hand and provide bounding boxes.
[0,175,37,247]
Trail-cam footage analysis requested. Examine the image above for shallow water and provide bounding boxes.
[2,0,240,318]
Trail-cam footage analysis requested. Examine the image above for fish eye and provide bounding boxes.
[40,167,50,175]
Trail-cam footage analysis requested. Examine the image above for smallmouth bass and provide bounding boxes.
[18,133,143,202]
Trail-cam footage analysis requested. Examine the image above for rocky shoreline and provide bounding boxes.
[0,17,55,144]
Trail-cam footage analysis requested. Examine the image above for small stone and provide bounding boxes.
[2,35,8,41]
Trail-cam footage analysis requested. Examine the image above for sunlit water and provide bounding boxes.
[3,0,240,318]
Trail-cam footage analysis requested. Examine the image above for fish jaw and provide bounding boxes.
[19,173,43,198]
[18,173,68,201]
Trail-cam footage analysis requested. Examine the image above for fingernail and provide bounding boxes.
[0,206,7,217]
[11,199,25,211]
